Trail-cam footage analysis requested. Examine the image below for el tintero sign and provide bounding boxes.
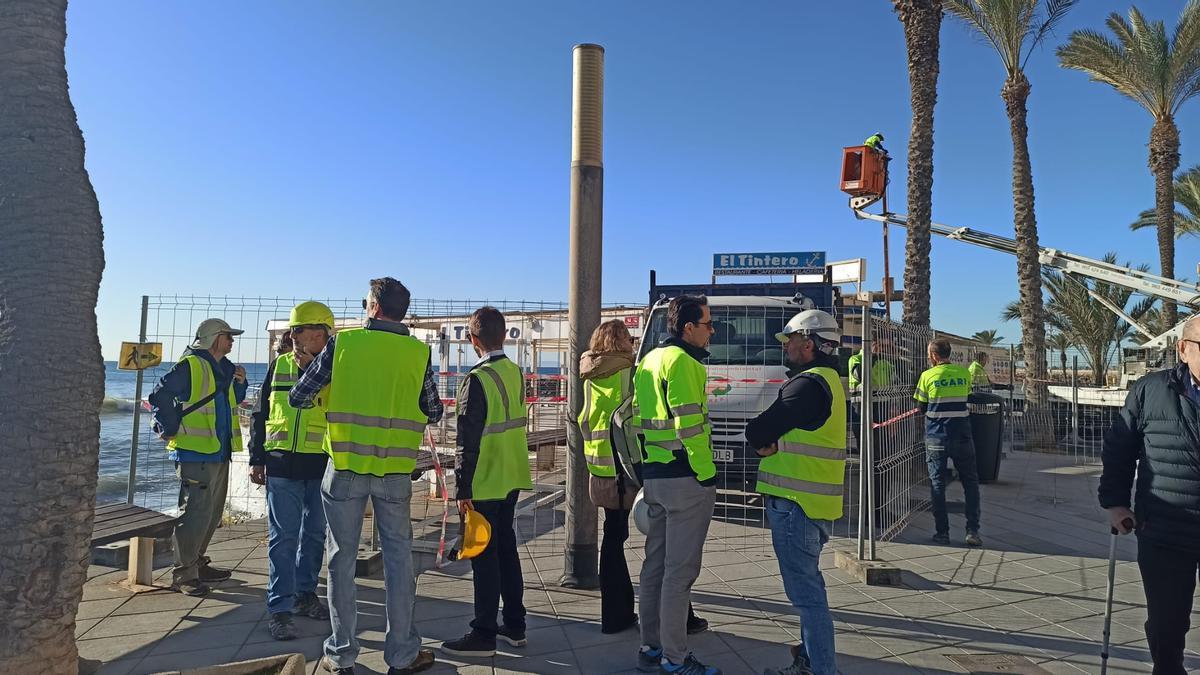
[712,251,826,277]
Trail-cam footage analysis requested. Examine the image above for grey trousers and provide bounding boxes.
[172,460,230,585]
[639,476,716,664]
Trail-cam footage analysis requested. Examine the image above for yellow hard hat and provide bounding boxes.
[456,509,492,561]
[289,301,335,329]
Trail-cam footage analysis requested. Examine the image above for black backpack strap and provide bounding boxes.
[180,390,220,417]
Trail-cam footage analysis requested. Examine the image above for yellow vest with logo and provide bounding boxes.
[324,328,429,476]
[632,345,716,482]
[264,353,328,454]
[579,369,630,478]
[461,358,533,500]
[167,354,244,455]
[756,366,846,520]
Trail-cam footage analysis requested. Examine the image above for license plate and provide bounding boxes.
[713,449,734,462]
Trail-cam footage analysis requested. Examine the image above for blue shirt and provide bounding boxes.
[148,349,248,462]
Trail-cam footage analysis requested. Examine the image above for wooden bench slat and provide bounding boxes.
[91,504,178,546]
[93,504,144,525]
[93,512,175,537]
[93,520,177,546]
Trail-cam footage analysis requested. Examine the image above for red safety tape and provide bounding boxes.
[425,429,453,569]
[525,374,566,381]
[709,377,787,384]
[871,408,920,429]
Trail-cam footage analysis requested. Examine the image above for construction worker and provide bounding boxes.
[249,302,335,641]
[746,310,845,675]
[290,278,442,675]
[864,132,886,155]
[847,342,894,393]
[148,318,248,597]
[442,307,534,658]
[633,294,721,675]
[915,338,982,547]
[968,351,991,391]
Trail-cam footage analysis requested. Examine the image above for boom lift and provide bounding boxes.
[839,145,1199,380]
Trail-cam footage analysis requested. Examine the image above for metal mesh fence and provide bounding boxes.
[103,295,646,569]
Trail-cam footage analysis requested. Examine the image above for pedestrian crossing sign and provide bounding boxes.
[119,342,163,371]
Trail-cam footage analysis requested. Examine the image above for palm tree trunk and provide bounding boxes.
[0,1,105,672]
[1150,117,1180,329]
[1002,75,1047,391]
[894,0,942,327]
[1002,73,1051,447]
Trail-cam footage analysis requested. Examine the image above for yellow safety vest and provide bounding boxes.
[324,328,429,476]
[632,345,716,482]
[167,354,244,455]
[264,353,328,454]
[968,361,990,388]
[756,366,846,520]
[461,358,533,500]
[579,369,630,478]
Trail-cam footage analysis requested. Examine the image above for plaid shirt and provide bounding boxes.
[289,319,444,423]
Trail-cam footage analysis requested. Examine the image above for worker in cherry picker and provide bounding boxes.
[864,132,886,156]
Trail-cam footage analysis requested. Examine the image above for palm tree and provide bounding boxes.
[971,328,1005,345]
[1059,2,1200,330]
[0,1,106,672]
[893,0,944,327]
[1130,165,1200,237]
[946,0,1076,407]
[1046,331,1072,381]
[1003,253,1156,385]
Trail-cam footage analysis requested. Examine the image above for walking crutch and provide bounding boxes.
[1101,518,1134,675]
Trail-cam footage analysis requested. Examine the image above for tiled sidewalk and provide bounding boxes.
[77,452,1195,674]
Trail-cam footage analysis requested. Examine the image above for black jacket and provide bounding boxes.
[744,352,837,450]
[1100,364,1200,554]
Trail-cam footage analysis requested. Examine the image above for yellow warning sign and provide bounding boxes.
[118,342,163,371]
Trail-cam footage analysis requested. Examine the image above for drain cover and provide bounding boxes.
[946,654,1052,674]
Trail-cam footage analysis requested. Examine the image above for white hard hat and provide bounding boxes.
[632,492,651,536]
[776,309,840,344]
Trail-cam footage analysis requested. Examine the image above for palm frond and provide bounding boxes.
[1025,0,1080,68]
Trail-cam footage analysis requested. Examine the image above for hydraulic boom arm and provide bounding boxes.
[852,207,1200,349]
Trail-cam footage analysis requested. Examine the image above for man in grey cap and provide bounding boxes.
[149,318,249,596]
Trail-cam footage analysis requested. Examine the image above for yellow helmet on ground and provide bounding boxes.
[454,508,492,561]
[289,301,335,329]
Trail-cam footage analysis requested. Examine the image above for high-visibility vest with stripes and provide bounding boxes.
[632,345,716,482]
[578,369,630,478]
[968,361,990,388]
[461,358,533,500]
[865,134,884,149]
[324,328,429,476]
[167,354,244,455]
[914,363,972,435]
[264,353,328,454]
[848,351,894,391]
[755,366,846,520]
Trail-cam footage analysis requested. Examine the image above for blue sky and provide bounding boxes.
[66,1,1198,359]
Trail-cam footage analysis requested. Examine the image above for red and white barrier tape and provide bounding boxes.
[871,408,920,429]
[424,429,453,569]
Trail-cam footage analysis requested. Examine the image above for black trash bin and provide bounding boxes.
[969,392,1005,483]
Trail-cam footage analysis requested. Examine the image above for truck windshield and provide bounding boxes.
[640,305,792,366]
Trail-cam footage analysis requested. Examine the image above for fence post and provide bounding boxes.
[857,314,873,561]
[1071,355,1079,463]
[1008,344,1015,455]
[126,295,150,504]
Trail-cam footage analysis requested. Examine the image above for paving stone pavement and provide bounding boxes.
[77,451,1199,674]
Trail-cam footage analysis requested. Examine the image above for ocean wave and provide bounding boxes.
[101,396,139,414]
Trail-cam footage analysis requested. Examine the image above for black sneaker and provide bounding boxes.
[931,532,950,545]
[320,655,355,674]
[268,612,296,641]
[686,613,709,635]
[661,653,721,674]
[388,648,435,674]
[965,531,983,547]
[637,645,663,673]
[171,580,210,597]
[763,645,814,675]
[440,631,496,658]
[497,625,527,647]
[294,591,331,620]
[198,564,232,582]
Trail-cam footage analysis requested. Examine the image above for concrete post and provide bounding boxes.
[561,43,604,589]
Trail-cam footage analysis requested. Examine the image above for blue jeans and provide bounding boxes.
[766,496,836,675]
[266,476,327,614]
[926,431,981,535]
[321,466,420,669]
